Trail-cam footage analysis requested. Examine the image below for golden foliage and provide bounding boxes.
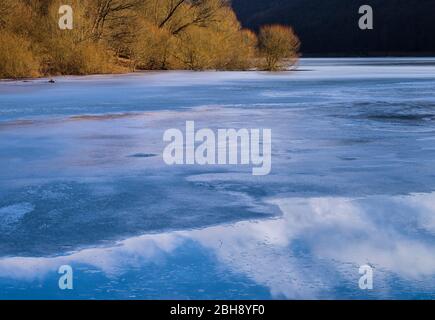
[0,31,40,79]
[0,1,300,78]
[258,24,300,71]
[132,21,178,70]
[169,7,258,70]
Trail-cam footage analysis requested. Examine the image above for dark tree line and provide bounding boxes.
[232,0,435,55]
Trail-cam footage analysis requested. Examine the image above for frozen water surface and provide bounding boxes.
[0,58,435,299]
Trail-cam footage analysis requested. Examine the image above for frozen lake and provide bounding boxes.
[1,58,435,299]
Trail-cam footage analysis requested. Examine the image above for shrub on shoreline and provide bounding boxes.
[258,25,300,71]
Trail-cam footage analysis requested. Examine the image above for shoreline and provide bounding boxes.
[2,55,435,82]
[0,68,294,83]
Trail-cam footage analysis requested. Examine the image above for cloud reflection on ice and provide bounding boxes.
[1,192,435,299]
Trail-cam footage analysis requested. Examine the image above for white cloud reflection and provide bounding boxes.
[1,193,435,298]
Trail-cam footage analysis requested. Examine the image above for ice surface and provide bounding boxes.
[1,193,435,299]
[0,58,435,299]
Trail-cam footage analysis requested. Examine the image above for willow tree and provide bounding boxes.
[32,0,132,75]
[258,24,300,71]
[133,0,256,70]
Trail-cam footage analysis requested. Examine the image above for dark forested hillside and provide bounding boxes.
[231,0,435,56]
